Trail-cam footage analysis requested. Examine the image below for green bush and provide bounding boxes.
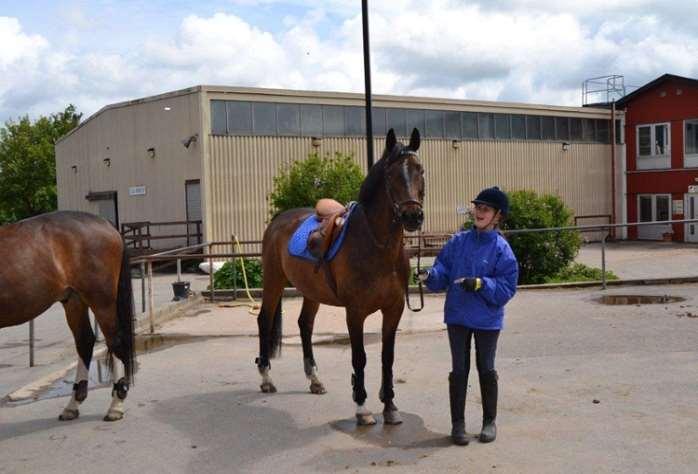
[268,152,364,216]
[212,258,263,289]
[503,190,582,284]
[544,263,618,284]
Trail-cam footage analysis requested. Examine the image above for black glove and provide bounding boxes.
[414,269,429,283]
[454,277,482,292]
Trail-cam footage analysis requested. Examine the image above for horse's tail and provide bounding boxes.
[108,242,136,382]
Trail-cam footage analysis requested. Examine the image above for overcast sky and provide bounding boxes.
[2,0,697,124]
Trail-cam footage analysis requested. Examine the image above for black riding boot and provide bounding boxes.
[479,370,498,443]
[449,372,469,446]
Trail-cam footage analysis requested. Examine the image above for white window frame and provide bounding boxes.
[636,122,671,170]
[684,119,698,168]
[637,193,672,240]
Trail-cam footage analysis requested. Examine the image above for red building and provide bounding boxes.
[617,74,698,242]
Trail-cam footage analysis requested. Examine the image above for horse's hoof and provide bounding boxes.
[58,409,79,421]
[260,382,277,393]
[356,413,377,426]
[103,410,124,422]
[383,409,403,425]
[309,382,326,394]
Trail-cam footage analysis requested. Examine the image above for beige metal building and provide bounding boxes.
[56,86,625,248]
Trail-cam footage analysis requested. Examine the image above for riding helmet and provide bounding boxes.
[472,186,509,216]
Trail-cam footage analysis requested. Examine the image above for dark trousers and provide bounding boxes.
[447,324,499,376]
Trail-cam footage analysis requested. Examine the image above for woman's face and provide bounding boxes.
[473,203,500,231]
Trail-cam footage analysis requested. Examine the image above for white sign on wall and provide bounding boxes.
[129,185,147,196]
[688,185,698,193]
[673,200,683,215]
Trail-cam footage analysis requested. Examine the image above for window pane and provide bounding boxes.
[686,121,698,155]
[556,117,570,141]
[615,119,623,144]
[511,115,526,139]
[425,110,444,138]
[639,196,652,222]
[638,126,651,156]
[656,196,670,221]
[372,108,387,136]
[406,109,425,137]
[323,106,344,136]
[478,113,494,139]
[345,106,365,136]
[596,119,610,143]
[462,112,477,139]
[276,103,300,136]
[211,100,228,135]
[301,104,323,136]
[445,111,461,139]
[570,118,582,141]
[655,124,667,155]
[494,114,511,139]
[582,119,595,141]
[227,101,252,135]
[526,116,541,140]
[541,116,555,140]
[386,108,407,137]
[252,102,276,135]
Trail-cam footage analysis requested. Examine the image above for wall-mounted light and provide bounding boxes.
[147,147,156,159]
[103,158,111,167]
[311,136,322,148]
[452,139,461,150]
[562,142,570,152]
[181,134,198,149]
[71,165,78,173]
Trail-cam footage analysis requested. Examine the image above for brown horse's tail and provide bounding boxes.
[108,243,136,382]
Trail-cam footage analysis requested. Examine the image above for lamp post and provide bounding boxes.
[362,0,374,169]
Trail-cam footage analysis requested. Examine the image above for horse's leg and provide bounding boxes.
[91,304,129,421]
[58,294,95,421]
[380,299,404,425]
[257,275,284,393]
[347,310,374,425]
[298,298,325,394]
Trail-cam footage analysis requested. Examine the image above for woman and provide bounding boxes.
[417,186,518,445]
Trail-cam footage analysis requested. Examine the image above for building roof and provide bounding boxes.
[616,74,698,107]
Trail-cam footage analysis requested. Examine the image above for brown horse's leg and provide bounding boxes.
[297,298,325,394]
[347,310,375,425]
[380,299,404,425]
[257,273,285,393]
[58,294,95,421]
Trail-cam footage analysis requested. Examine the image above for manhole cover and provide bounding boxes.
[596,294,685,305]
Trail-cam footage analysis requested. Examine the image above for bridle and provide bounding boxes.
[384,148,423,224]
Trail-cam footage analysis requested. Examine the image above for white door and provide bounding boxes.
[685,193,698,243]
[637,194,671,240]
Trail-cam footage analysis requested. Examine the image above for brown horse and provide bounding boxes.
[257,128,424,425]
[0,211,135,421]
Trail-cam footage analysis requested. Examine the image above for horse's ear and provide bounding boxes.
[386,128,397,151]
[409,128,421,151]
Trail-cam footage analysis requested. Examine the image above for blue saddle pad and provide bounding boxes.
[288,203,356,263]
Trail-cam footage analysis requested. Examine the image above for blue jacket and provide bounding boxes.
[425,228,518,330]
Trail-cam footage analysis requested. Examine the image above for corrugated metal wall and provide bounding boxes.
[206,135,615,242]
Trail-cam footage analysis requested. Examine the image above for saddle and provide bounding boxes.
[307,198,349,261]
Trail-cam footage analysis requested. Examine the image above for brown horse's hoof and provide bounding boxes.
[260,382,277,393]
[309,382,326,394]
[58,409,79,421]
[383,409,403,425]
[356,413,377,426]
[103,410,124,422]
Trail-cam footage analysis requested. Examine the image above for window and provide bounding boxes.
[596,119,610,144]
[345,106,365,136]
[462,112,477,139]
[252,102,276,135]
[511,115,526,139]
[301,104,323,136]
[685,120,698,164]
[406,109,425,136]
[636,123,670,169]
[494,114,511,139]
[615,119,623,144]
[541,116,555,140]
[386,108,407,137]
[323,106,344,136]
[570,118,582,141]
[444,111,461,139]
[372,108,387,136]
[425,110,444,138]
[526,116,541,140]
[556,117,570,141]
[478,113,494,139]
[227,101,252,135]
[582,119,595,141]
[277,104,300,135]
[211,100,228,135]
[637,194,673,240]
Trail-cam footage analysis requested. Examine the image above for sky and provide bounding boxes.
[1,0,698,124]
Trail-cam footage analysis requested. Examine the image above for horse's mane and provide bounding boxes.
[358,143,402,205]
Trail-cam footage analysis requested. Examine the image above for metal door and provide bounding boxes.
[686,193,698,243]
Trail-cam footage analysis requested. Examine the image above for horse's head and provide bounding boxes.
[383,128,425,232]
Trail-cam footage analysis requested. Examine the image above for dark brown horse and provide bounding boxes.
[257,128,424,425]
[0,211,135,421]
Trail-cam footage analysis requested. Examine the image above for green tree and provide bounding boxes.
[503,190,582,284]
[268,151,364,216]
[0,105,81,224]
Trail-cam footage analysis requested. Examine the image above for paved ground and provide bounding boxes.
[1,281,697,473]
